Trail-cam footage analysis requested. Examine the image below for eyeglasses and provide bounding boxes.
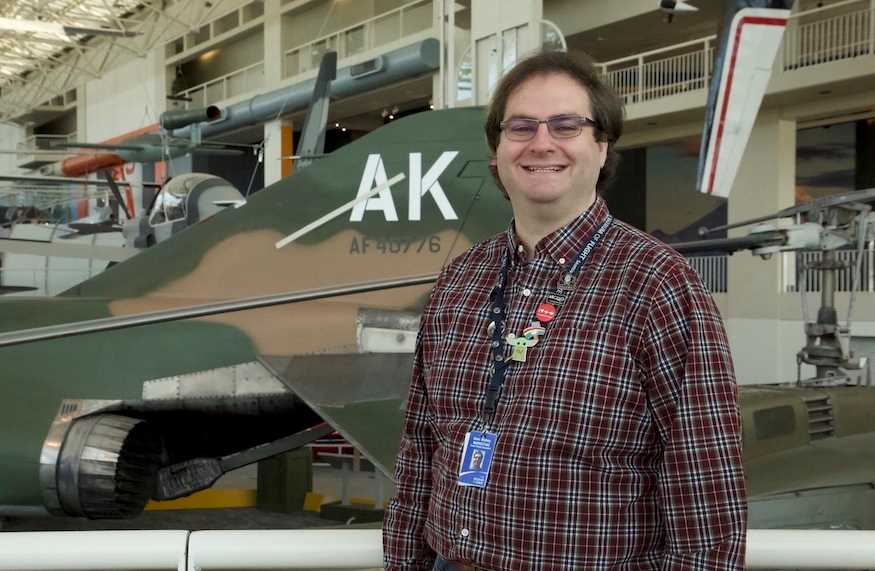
[499,115,599,141]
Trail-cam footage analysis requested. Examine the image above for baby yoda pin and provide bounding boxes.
[505,322,546,362]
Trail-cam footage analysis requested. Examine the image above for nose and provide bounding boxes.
[527,122,555,151]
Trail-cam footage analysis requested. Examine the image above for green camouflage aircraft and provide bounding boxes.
[0,105,874,528]
[1,0,874,532]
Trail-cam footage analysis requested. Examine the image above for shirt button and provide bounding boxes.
[517,244,524,253]
[558,257,566,265]
[461,528,470,538]
[522,288,531,297]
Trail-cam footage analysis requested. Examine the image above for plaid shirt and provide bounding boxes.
[383,198,747,570]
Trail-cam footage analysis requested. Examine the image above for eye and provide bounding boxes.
[505,119,537,137]
[549,117,581,137]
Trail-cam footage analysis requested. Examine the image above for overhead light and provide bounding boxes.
[341,127,347,132]
[199,49,220,62]
[388,114,395,120]
[334,122,340,127]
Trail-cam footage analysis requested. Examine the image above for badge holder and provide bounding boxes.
[458,430,498,487]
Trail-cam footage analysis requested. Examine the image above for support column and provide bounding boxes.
[725,112,797,384]
[263,119,294,186]
[73,84,90,223]
[435,0,459,109]
[263,1,283,86]
[261,1,291,189]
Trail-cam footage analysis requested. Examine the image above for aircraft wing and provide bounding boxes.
[697,2,793,197]
[259,354,410,477]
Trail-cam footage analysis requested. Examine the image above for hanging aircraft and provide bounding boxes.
[32,39,437,180]
[38,105,260,167]
[0,167,243,267]
[0,50,338,259]
[3,0,873,531]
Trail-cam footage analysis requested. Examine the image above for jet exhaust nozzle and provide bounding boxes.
[42,413,161,519]
[160,105,222,131]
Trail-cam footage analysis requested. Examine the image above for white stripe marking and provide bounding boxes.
[274,173,406,249]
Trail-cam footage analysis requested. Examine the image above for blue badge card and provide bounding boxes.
[458,431,497,488]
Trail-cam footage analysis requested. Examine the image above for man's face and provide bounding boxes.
[472,452,483,468]
[495,73,607,213]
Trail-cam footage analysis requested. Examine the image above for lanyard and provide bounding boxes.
[482,215,613,423]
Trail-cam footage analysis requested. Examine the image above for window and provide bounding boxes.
[612,135,727,242]
[796,117,875,204]
[149,186,188,226]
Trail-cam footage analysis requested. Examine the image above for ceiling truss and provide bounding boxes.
[0,0,231,122]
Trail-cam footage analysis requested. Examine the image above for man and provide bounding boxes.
[383,51,747,570]
[469,450,483,471]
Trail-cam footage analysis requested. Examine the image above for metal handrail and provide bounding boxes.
[283,0,430,58]
[177,61,265,106]
[596,0,872,103]
[599,35,719,68]
[599,0,869,69]
[686,254,728,294]
[15,132,77,152]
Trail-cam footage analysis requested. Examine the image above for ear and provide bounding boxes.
[598,141,608,169]
[489,158,497,166]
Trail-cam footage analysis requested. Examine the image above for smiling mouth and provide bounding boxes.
[522,166,566,173]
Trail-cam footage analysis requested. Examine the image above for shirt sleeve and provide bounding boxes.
[639,261,748,571]
[382,271,447,571]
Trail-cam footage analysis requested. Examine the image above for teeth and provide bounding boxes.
[524,166,562,173]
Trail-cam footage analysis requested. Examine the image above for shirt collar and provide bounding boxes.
[505,196,610,267]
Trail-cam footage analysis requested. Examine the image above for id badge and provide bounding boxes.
[458,431,497,488]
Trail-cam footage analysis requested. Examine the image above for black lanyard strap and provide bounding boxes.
[482,215,613,423]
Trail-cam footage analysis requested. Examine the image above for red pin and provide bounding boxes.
[535,303,557,323]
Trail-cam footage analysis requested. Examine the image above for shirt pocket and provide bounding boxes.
[523,313,649,460]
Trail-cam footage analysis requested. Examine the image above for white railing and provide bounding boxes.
[598,38,715,105]
[15,132,77,153]
[783,0,873,70]
[178,61,265,109]
[785,246,875,292]
[283,0,432,79]
[686,254,728,294]
[1,529,875,569]
[0,530,189,571]
[597,0,873,106]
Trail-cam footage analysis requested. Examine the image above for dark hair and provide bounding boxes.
[485,51,624,196]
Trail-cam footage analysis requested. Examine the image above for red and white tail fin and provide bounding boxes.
[697,6,791,197]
